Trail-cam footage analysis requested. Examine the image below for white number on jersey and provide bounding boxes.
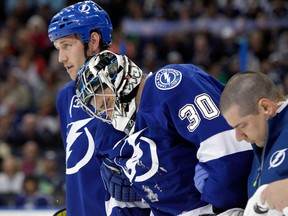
[178,93,220,132]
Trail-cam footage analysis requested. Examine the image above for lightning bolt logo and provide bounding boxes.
[155,68,182,90]
[269,148,287,169]
[78,3,90,13]
[115,128,159,183]
[163,71,171,83]
[66,117,95,174]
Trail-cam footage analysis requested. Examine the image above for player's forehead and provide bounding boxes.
[222,104,244,127]
[53,34,80,47]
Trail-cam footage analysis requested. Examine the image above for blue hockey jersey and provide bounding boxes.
[111,64,253,215]
[56,81,106,216]
[95,121,151,216]
[248,102,288,197]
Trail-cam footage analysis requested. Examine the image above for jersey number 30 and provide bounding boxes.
[179,93,220,132]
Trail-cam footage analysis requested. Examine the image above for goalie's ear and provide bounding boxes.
[53,208,66,216]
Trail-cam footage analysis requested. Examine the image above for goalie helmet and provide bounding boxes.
[75,50,143,135]
[48,1,112,45]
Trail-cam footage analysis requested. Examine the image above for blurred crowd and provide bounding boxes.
[0,0,287,209]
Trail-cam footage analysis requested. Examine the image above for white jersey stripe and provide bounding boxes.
[197,129,252,162]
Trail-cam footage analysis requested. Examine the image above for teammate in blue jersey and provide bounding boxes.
[220,71,288,214]
[75,50,254,215]
[48,1,110,215]
[48,2,150,215]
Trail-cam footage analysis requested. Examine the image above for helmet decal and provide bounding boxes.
[78,3,91,13]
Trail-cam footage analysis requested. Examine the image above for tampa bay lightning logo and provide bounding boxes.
[155,68,182,90]
[114,128,159,183]
[78,3,90,13]
[269,148,287,169]
[66,96,95,174]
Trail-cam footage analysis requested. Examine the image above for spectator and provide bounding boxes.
[0,69,32,113]
[0,156,24,206]
[9,113,50,153]
[21,141,44,176]
[38,150,65,207]
[14,175,52,209]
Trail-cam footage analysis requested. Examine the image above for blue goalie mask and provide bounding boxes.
[75,50,143,135]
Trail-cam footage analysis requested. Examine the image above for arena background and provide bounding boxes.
[0,0,287,214]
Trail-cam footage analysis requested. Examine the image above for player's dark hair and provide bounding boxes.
[82,30,110,58]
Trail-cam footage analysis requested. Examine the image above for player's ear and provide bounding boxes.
[258,98,272,118]
[90,32,100,46]
[87,32,101,55]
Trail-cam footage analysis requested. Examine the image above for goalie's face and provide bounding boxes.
[91,87,116,120]
[76,50,142,133]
